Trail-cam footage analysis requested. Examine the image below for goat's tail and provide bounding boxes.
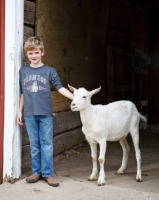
[139,114,147,130]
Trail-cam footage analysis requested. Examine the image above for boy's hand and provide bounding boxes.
[17,112,24,125]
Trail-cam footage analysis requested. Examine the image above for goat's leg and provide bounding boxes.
[88,142,98,181]
[131,129,142,182]
[116,137,130,175]
[97,140,106,186]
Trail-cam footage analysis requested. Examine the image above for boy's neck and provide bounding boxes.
[30,62,44,68]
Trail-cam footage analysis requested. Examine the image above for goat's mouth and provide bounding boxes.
[71,106,78,111]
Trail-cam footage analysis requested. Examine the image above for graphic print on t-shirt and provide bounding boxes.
[23,74,47,92]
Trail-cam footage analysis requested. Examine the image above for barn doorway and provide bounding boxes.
[22,0,159,174]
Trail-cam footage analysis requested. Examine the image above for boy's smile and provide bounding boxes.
[27,48,44,67]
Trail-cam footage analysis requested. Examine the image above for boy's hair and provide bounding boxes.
[24,36,44,54]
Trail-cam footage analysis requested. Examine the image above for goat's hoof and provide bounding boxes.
[115,171,123,175]
[136,178,142,182]
[97,177,106,186]
[88,177,97,181]
[97,181,106,186]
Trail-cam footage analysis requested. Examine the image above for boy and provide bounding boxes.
[17,36,73,187]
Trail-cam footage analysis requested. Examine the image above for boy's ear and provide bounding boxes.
[42,51,45,56]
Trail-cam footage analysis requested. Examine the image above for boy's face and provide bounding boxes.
[26,48,44,66]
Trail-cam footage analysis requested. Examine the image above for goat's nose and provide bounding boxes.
[71,103,76,106]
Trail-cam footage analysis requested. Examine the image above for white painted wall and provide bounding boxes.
[3,0,24,179]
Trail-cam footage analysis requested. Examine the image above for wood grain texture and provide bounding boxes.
[52,91,71,112]
[24,1,35,26]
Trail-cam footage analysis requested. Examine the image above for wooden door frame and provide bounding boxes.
[3,0,24,180]
[0,0,5,184]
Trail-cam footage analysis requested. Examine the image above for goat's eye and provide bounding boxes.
[82,96,86,98]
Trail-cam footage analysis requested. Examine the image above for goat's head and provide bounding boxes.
[68,84,101,111]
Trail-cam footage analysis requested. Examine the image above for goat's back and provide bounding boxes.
[82,100,140,142]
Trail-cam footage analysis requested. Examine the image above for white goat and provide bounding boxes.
[68,85,147,186]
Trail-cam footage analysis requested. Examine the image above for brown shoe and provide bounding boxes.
[44,176,59,187]
[26,174,41,183]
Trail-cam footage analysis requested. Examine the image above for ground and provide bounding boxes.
[0,125,159,200]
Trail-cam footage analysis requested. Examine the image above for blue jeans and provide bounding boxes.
[24,115,54,177]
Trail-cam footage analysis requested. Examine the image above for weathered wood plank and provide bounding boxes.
[24,1,35,12]
[52,91,71,112]
[22,126,29,146]
[54,111,81,136]
[24,26,34,41]
[24,1,35,26]
[53,128,85,155]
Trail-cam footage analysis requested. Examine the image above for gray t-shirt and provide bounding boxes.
[19,64,63,116]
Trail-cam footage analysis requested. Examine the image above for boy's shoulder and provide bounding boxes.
[19,65,30,72]
[41,65,58,74]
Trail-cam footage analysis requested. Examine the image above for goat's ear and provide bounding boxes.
[89,86,101,96]
[68,84,77,92]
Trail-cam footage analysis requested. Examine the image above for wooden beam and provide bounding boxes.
[4,0,24,180]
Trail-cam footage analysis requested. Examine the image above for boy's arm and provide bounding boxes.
[17,94,24,125]
[58,87,74,100]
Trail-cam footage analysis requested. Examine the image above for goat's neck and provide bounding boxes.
[80,104,94,125]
